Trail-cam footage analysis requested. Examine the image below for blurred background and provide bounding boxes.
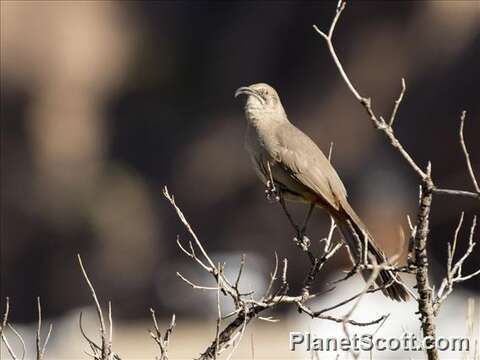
[1,1,479,358]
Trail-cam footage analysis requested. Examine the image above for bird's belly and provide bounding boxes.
[245,124,318,204]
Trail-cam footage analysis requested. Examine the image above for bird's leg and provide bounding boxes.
[278,196,299,233]
[294,203,315,251]
[278,197,311,251]
[300,203,315,236]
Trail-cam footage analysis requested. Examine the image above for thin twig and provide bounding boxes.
[433,187,480,200]
[78,255,107,357]
[7,324,26,360]
[163,186,216,270]
[77,255,118,360]
[314,1,426,179]
[36,297,52,360]
[389,78,406,127]
[435,216,478,313]
[459,111,480,193]
[1,297,21,360]
[149,309,176,360]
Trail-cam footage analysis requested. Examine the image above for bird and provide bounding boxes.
[235,82,409,302]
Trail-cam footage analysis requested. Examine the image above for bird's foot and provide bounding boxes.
[265,180,280,203]
[294,234,311,251]
[340,263,362,281]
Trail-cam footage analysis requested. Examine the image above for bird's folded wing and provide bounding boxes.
[275,124,348,210]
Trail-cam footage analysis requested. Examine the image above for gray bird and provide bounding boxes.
[235,82,409,302]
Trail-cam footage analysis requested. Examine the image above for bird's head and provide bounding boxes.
[234,83,286,124]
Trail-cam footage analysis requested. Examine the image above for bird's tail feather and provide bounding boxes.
[334,203,410,302]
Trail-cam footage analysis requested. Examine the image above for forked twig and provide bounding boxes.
[1,297,24,360]
[435,215,479,313]
[77,254,118,360]
[149,309,176,360]
[36,297,53,360]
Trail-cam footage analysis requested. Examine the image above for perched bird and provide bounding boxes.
[235,82,409,301]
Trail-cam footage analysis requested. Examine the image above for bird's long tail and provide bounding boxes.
[333,202,410,302]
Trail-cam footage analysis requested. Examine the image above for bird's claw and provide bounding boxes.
[265,180,280,203]
[349,262,362,276]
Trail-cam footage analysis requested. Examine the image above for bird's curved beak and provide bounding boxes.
[234,86,254,98]
[234,86,264,104]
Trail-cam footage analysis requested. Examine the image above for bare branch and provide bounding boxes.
[313,5,479,357]
[313,1,359,99]
[79,312,102,356]
[1,297,22,360]
[36,297,53,360]
[215,272,221,360]
[432,188,480,200]
[224,316,247,360]
[459,111,480,193]
[264,252,279,299]
[340,260,384,360]
[163,186,216,270]
[7,324,26,360]
[316,2,480,203]
[435,216,478,313]
[297,300,388,327]
[1,297,8,335]
[314,1,427,179]
[312,285,387,318]
[388,78,406,127]
[77,255,118,360]
[162,184,384,360]
[107,302,113,360]
[1,333,18,360]
[78,255,107,356]
[234,255,246,290]
[412,176,440,360]
[149,309,176,360]
[176,272,219,291]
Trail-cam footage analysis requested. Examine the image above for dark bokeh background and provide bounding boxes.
[1,0,479,326]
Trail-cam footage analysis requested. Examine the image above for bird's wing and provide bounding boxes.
[274,123,348,210]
